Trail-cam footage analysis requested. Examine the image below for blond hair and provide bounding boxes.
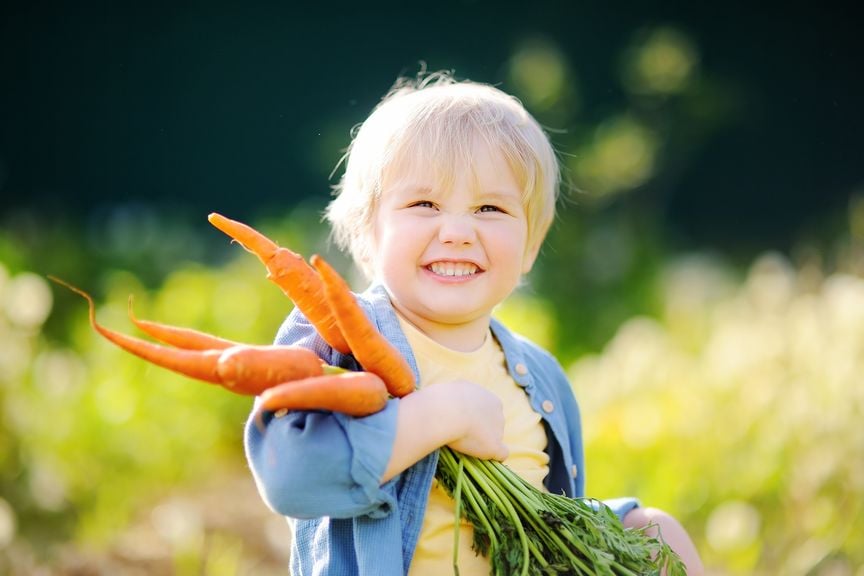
[326,71,560,278]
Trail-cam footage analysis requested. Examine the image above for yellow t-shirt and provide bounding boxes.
[398,316,549,576]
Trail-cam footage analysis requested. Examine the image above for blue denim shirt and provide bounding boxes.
[245,284,638,575]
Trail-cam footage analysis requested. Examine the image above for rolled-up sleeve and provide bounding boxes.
[244,304,401,520]
[601,497,641,522]
[245,397,399,519]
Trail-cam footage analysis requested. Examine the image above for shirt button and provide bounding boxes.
[514,363,528,376]
[571,464,579,479]
[541,400,555,413]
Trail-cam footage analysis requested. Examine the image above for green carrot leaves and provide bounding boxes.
[436,447,685,575]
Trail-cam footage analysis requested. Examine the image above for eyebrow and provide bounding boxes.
[404,185,434,195]
[387,183,435,198]
[478,190,521,203]
[387,182,522,207]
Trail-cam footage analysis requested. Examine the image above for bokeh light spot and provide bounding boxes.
[3,272,53,328]
[706,500,761,552]
[622,26,699,95]
[32,348,87,397]
[0,497,15,548]
[0,333,31,384]
[573,116,658,196]
[508,38,570,111]
[28,458,68,512]
[150,498,202,546]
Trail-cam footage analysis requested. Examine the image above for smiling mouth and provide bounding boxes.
[428,261,480,277]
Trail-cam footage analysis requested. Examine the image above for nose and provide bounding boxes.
[437,213,476,246]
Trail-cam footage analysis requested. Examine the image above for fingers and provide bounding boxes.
[445,380,509,461]
[494,443,510,462]
[449,435,509,461]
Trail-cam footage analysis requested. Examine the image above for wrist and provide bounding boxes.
[405,383,466,446]
[380,383,464,483]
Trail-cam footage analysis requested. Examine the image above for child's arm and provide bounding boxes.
[246,398,400,519]
[244,308,399,520]
[381,379,509,483]
[623,507,705,575]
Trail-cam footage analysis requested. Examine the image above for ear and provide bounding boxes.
[521,241,542,274]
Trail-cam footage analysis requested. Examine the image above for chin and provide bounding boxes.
[423,303,488,325]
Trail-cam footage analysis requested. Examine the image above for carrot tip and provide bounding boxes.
[47,275,95,309]
[207,212,278,261]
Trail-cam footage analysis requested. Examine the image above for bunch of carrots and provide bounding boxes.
[52,213,683,575]
[50,212,415,419]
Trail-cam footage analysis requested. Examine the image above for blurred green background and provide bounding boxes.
[1,1,862,574]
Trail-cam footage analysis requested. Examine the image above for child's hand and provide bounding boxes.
[381,379,509,483]
[445,379,509,462]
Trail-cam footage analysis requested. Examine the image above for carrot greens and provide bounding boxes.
[436,447,686,576]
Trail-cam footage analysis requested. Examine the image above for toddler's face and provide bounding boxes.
[371,142,537,346]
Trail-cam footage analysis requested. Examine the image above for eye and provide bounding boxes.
[478,204,505,214]
[408,200,436,209]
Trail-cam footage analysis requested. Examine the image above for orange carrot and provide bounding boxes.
[128,295,239,351]
[51,277,331,396]
[49,276,224,385]
[215,344,330,395]
[310,255,415,397]
[207,212,351,354]
[257,371,389,416]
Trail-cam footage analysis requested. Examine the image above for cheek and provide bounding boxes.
[374,210,407,244]
[372,223,413,278]
[370,212,399,264]
[491,225,528,257]
[495,228,532,277]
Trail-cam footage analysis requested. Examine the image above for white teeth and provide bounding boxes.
[429,262,478,277]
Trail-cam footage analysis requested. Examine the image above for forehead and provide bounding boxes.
[382,137,521,195]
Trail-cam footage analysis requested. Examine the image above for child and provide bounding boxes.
[245,71,704,575]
